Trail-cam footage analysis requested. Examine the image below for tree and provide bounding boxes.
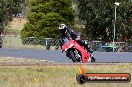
[77,0,132,42]
[0,0,26,33]
[21,0,74,38]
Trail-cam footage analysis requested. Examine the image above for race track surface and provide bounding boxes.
[0,48,132,63]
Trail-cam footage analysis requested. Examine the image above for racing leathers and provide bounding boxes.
[59,27,93,53]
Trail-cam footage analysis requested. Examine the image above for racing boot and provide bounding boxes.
[84,44,93,53]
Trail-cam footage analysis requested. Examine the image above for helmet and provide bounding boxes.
[59,24,67,30]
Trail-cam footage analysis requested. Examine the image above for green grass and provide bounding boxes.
[3,17,59,49]
[2,36,46,49]
[2,36,58,50]
[0,63,131,87]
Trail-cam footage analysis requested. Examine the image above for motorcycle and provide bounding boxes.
[61,38,96,63]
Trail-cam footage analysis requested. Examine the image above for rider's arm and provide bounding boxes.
[67,28,79,40]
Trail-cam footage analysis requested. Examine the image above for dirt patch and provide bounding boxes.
[0,57,54,66]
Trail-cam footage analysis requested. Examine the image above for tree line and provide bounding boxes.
[0,0,131,42]
[77,0,132,42]
[0,0,25,33]
[21,0,74,38]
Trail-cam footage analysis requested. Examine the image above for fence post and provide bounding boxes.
[46,38,52,50]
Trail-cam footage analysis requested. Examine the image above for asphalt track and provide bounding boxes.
[0,48,132,63]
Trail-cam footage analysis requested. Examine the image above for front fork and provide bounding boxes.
[65,48,75,58]
[66,49,81,59]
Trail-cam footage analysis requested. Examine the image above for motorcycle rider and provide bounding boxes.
[59,24,93,53]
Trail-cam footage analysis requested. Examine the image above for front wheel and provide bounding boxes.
[69,51,81,62]
[69,51,78,62]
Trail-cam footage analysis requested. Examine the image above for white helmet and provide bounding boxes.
[59,24,67,30]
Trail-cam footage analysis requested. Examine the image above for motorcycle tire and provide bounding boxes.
[91,56,96,62]
[69,51,78,62]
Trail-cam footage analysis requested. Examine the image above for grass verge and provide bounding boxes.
[0,63,131,87]
[0,57,52,64]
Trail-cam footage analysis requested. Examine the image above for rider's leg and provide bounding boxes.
[59,38,69,48]
[76,40,93,53]
[63,37,69,43]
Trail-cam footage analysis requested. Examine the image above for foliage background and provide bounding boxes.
[77,0,132,42]
[0,0,25,33]
[0,0,131,42]
[21,0,74,38]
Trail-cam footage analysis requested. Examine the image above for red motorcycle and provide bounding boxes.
[61,38,95,63]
